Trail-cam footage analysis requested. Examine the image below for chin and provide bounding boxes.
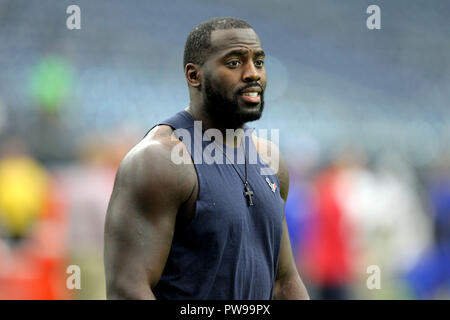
[238,103,263,120]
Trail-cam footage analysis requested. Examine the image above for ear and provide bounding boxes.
[185,63,201,88]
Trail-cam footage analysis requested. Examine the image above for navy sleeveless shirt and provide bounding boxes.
[150,110,285,300]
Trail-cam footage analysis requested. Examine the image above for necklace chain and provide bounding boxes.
[208,135,248,185]
[205,133,254,206]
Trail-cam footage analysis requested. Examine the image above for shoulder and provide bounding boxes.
[115,125,196,204]
[251,134,289,201]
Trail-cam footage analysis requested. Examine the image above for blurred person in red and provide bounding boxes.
[301,150,358,299]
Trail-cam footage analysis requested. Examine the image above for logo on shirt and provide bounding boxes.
[265,177,277,193]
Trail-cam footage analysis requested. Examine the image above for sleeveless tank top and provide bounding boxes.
[150,110,285,299]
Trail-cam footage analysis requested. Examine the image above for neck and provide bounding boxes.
[185,103,246,148]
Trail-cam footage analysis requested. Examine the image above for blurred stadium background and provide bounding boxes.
[0,0,449,299]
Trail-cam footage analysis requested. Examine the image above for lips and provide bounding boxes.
[239,86,262,104]
[240,92,261,103]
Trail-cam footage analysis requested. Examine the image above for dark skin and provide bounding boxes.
[104,28,309,300]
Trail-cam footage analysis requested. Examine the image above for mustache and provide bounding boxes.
[236,82,264,95]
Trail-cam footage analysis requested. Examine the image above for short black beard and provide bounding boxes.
[203,74,264,129]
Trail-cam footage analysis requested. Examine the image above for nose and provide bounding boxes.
[242,61,261,82]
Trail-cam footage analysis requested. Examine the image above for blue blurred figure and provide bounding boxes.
[406,156,450,299]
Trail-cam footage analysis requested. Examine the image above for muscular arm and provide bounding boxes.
[253,135,310,300]
[104,126,196,299]
[273,151,310,300]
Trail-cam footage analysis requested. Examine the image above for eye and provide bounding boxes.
[254,59,264,68]
[226,60,241,68]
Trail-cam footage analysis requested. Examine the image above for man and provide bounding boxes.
[104,17,309,300]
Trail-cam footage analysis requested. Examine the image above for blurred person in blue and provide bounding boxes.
[283,152,318,291]
[406,151,450,299]
[104,17,309,300]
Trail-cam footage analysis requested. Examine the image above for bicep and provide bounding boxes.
[275,151,294,278]
[276,217,297,281]
[104,185,177,296]
[104,147,187,299]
